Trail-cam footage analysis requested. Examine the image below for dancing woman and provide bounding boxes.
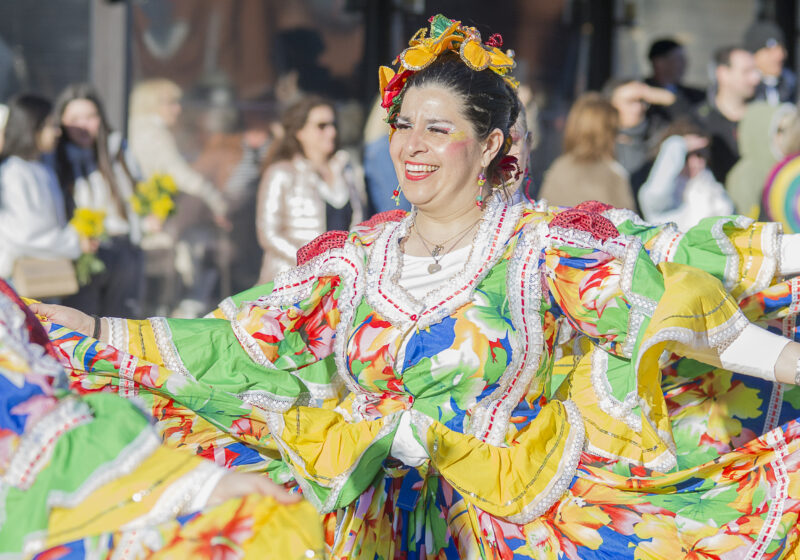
[27,15,800,559]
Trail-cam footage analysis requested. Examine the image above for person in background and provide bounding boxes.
[638,119,734,230]
[362,96,408,214]
[743,20,797,105]
[539,91,636,210]
[128,78,230,229]
[645,38,706,128]
[604,78,676,195]
[726,102,800,217]
[256,95,366,284]
[0,94,94,280]
[694,46,761,183]
[51,83,144,318]
[224,116,273,294]
[508,102,534,203]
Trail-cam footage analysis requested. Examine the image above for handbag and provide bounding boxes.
[11,257,80,299]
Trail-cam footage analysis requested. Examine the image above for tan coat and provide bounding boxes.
[256,152,365,284]
[538,154,636,210]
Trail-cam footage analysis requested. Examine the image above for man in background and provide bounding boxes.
[695,46,761,183]
[645,38,706,127]
[743,20,797,105]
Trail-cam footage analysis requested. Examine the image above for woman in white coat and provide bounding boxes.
[0,94,94,282]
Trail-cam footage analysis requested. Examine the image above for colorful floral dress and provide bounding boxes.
[0,280,323,559]
[46,198,800,559]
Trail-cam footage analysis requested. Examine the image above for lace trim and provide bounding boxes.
[121,461,224,529]
[633,310,750,378]
[238,389,300,413]
[589,348,642,432]
[648,224,683,265]
[620,239,658,359]
[709,216,753,291]
[149,317,190,377]
[763,379,784,436]
[118,353,138,400]
[265,409,400,513]
[108,317,127,351]
[4,398,93,490]
[746,428,790,559]
[365,197,523,331]
[752,222,781,295]
[46,429,161,510]
[219,296,239,321]
[468,220,547,444]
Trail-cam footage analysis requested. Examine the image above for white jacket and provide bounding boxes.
[0,156,81,277]
[638,136,735,231]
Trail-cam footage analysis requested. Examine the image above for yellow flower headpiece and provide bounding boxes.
[379,14,517,124]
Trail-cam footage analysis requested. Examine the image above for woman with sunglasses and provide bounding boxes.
[256,95,366,284]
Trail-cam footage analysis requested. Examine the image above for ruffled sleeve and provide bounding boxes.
[50,238,411,514]
[605,207,782,300]
[542,210,750,472]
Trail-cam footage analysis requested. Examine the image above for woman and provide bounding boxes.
[0,94,89,280]
[539,92,636,210]
[256,95,365,283]
[28,15,800,558]
[51,83,144,318]
[128,78,229,227]
[638,119,734,230]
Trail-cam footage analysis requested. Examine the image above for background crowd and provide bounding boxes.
[1,3,800,321]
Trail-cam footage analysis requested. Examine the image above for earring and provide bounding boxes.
[476,172,486,208]
[392,184,402,206]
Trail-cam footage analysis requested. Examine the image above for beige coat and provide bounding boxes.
[256,152,365,283]
[538,154,636,210]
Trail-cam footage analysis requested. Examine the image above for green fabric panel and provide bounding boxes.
[333,429,395,509]
[0,394,150,552]
[166,317,308,400]
[672,217,737,283]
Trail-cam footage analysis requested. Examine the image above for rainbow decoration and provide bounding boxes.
[763,151,800,233]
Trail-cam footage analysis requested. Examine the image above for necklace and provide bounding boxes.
[414,217,481,273]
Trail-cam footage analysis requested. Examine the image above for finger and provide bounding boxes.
[255,479,301,504]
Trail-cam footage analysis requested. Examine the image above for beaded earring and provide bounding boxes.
[392,184,402,206]
[476,172,487,208]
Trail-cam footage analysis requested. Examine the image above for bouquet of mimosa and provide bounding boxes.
[131,173,178,220]
[70,208,107,285]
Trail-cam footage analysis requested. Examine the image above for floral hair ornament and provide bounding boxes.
[379,14,518,126]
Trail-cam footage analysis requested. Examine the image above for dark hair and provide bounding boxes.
[713,45,745,68]
[52,83,129,219]
[1,93,52,161]
[648,39,682,61]
[262,95,336,171]
[403,52,520,186]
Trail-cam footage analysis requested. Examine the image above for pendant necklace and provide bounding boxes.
[414,218,481,274]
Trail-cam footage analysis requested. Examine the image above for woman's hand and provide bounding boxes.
[79,236,101,254]
[28,302,94,336]
[205,472,301,508]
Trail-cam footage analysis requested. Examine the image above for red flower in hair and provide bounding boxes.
[486,33,503,48]
[498,155,522,182]
[381,69,414,110]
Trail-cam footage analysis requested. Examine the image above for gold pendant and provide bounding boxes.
[428,262,442,274]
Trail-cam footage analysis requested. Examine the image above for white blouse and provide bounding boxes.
[398,245,471,300]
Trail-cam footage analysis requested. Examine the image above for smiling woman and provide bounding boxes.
[22,14,800,560]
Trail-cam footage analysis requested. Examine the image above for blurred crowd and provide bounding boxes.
[1,18,799,319]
